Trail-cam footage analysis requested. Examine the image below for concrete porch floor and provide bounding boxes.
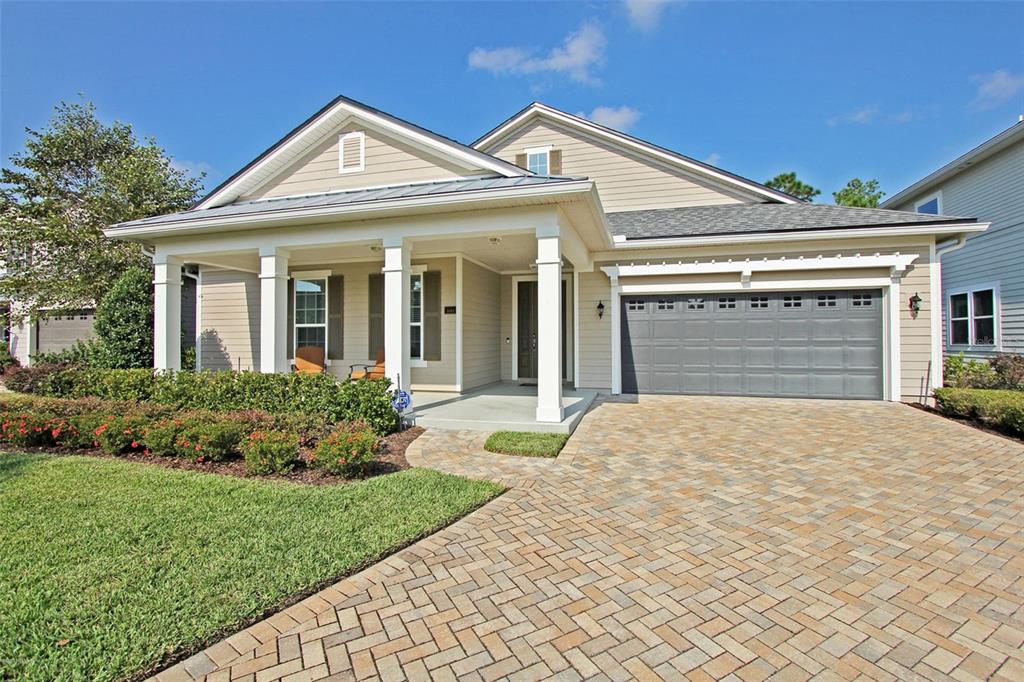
[410,382,598,434]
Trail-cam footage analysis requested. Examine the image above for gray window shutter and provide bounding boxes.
[368,273,384,360]
[286,278,294,359]
[327,275,344,360]
[515,152,527,170]
[423,270,441,362]
[549,149,562,175]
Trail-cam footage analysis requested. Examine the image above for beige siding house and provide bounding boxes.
[882,120,1024,358]
[106,96,987,430]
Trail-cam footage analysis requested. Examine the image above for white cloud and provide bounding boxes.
[970,69,1024,111]
[468,22,607,85]
[578,105,642,131]
[891,110,915,123]
[703,152,722,166]
[827,105,879,127]
[625,0,673,31]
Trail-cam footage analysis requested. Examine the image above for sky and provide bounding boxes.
[2,1,1023,204]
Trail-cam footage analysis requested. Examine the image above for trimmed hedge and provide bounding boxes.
[933,388,1024,437]
[24,368,400,435]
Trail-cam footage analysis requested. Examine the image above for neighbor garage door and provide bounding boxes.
[621,290,883,399]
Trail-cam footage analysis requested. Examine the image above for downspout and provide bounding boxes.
[935,236,967,258]
[928,235,968,399]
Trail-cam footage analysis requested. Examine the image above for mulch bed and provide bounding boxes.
[3,426,425,486]
[906,402,1024,444]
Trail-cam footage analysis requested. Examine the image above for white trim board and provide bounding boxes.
[601,253,919,280]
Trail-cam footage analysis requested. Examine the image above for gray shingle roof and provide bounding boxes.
[112,175,584,230]
[607,204,976,240]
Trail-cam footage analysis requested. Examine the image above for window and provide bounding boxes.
[782,295,802,308]
[686,298,705,310]
[410,273,423,360]
[949,288,997,346]
[526,147,550,175]
[339,131,365,173]
[750,296,769,309]
[851,293,873,307]
[294,277,327,355]
[627,299,645,311]
[656,299,674,311]
[817,295,837,307]
[915,192,941,215]
[717,297,737,309]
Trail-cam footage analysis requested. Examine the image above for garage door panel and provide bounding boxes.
[621,289,882,399]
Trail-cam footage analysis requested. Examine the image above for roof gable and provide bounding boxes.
[473,102,800,205]
[197,95,526,209]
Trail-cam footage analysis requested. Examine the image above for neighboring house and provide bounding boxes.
[882,119,1024,358]
[1,279,198,366]
[104,96,987,424]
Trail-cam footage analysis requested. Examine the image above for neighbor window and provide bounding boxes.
[294,277,327,354]
[949,288,996,346]
[526,148,549,175]
[410,273,423,360]
[915,192,941,215]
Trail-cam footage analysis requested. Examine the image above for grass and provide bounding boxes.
[483,431,569,458]
[0,453,503,681]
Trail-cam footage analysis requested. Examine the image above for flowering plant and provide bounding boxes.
[240,430,300,475]
[311,421,379,477]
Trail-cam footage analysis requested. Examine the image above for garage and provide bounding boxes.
[621,289,883,399]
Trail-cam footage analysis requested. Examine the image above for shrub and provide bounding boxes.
[0,412,59,448]
[64,413,107,449]
[94,267,154,369]
[175,419,247,462]
[143,417,185,457]
[241,430,300,475]
[2,363,65,394]
[989,354,1024,390]
[32,339,110,369]
[32,368,401,434]
[93,414,151,456]
[0,340,18,374]
[310,421,379,478]
[934,388,1024,436]
[943,353,997,389]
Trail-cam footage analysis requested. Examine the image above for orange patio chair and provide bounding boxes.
[294,345,326,374]
[349,348,385,380]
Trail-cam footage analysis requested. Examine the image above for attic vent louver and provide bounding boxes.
[339,131,365,173]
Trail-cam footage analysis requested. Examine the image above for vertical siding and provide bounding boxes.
[461,260,501,390]
[199,268,261,371]
[891,142,1024,356]
[483,118,750,212]
[242,122,475,201]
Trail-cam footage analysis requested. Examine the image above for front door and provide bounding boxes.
[517,281,538,379]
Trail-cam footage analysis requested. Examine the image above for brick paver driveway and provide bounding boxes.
[160,397,1024,681]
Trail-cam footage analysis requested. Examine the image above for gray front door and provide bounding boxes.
[621,290,884,399]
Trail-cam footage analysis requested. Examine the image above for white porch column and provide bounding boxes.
[259,247,290,374]
[536,235,563,422]
[383,238,411,394]
[153,255,182,371]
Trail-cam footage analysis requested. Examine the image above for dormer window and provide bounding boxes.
[526,147,550,175]
[339,131,365,173]
[914,191,941,215]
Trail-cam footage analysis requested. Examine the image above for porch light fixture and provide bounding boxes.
[909,293,922,313]
[597,300,605,319]
[369,245,383,253]
[488,237,502,245]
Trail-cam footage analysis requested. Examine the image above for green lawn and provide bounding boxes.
[0,453,502,681]
[483,431,569,458]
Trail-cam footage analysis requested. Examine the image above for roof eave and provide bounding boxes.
[608,220,989,250]
[105,179,597,240]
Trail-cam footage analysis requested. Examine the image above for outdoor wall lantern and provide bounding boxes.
[909,293,922,313]
[597,300,605,319]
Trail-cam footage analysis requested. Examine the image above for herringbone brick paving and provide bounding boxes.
[155,396,1024,681]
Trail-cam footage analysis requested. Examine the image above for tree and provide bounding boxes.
[833,178,885,208]
[765,172,821,202]
[0,99,203,321]
[93,267,154,369]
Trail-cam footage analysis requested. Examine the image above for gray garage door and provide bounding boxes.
[621,290,883,399]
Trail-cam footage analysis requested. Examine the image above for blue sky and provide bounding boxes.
[2,1,1022,204]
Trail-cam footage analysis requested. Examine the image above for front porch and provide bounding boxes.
[412,382,598,434]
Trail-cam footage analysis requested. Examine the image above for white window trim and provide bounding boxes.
[338,131,365,174]
[914,190,942,215]
[947,282,1000,349]
[524,145,552,175]
[410,264,428,367]
[292,271,330,361]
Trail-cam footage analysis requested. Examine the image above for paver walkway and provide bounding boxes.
[157,396,1024,681]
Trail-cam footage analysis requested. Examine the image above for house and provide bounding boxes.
[104,95,987,427]
[881,119,1023,358]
